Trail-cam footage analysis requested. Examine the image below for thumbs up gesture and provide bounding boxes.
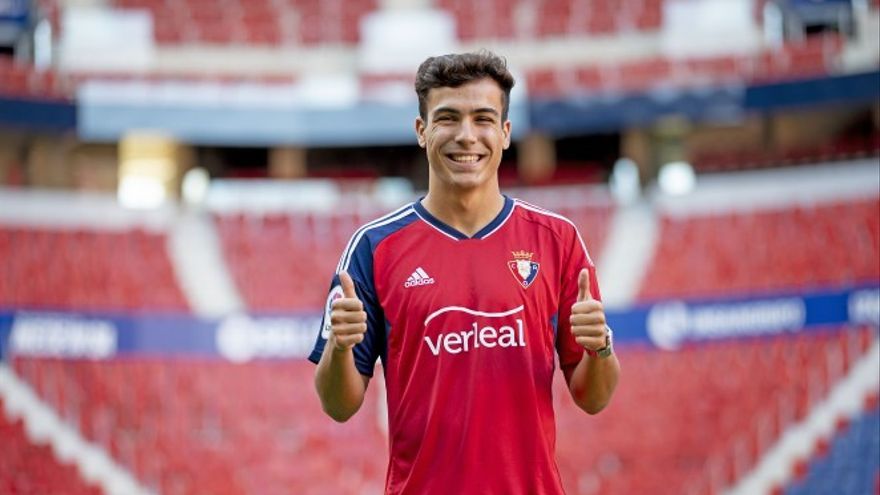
[329,271,368,352]
[570,268,608,353]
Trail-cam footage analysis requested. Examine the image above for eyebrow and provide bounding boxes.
[432,106,500,117]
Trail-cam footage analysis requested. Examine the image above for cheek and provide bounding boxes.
[426,129,449,149]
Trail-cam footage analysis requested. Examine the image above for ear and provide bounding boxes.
[415,117,427,148]
[502,120,512,150]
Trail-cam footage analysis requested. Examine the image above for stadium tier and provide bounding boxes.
[0,37,845,103]
[0,397,102,495]
[0,226,189,313]
[525,34,844,97]
[638,197,880,302]
[110,0,379,46]
[8,325,876,495]
[214,200,613,313]
[0,57,70,101]
[692,134,880,173]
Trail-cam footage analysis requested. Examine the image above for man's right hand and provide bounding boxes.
[329,270,368,352]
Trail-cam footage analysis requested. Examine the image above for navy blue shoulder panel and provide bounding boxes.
[309,204,418,377]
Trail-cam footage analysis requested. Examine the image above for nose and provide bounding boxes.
[455,119,478,145]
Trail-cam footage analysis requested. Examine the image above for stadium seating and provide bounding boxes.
[214,210,376,312]
[11,357,387,495]
[0,57,70,101]
[0,226,189,312]
[434,0,663,40]
[0,398,102,495]
[215,198,613,313]
[782,397,880,495]
[111,0,378,46]
[435,0,516,40]
[553,326,877,495]
[692,134,880,173]
[639,197,880,301]
[10,325,875,494]
[525,34,844,98]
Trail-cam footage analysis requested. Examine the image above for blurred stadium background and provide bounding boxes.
[0,0,879,494]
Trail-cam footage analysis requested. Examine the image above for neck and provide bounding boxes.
[421,187,505,237]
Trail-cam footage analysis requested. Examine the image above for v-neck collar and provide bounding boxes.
[413,195,515,240]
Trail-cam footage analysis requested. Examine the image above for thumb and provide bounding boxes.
[339,270,358,299]
[577,268,592,302]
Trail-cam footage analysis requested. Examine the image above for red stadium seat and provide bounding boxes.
[0,226,190,312]
[0,399,102,495]
[639,198,880,301]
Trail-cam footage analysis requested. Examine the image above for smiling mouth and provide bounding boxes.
[446,153,484,164]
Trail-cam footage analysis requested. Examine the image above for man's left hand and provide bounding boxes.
[570,268,607,353]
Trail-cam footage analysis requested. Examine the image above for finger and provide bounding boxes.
[571,299,603,315]
[334,333,365,350]
[339,270,359,299]
[571,323,607,338]
[331,298,364,313]
[330,309,367,325]
[575,335,606,351]
[332,322,368,336]
[570,313,606,327]
[577,268,592,302]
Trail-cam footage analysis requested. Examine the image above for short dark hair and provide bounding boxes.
[415,50,516,122]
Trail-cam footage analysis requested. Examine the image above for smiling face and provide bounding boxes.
[416,78,512,195]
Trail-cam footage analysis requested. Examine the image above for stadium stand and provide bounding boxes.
[8,325,876,495]
[214,210,375,312]
[0,397,102,495]
[2,0,878,492]
[3,41,844,104]
[0,57,70,101]
[10,357,387,495]
[638,197,880,301]
[435,0,516,40]
[435,0,664,40]
[554,326,878,495]
[525,34,845,98]
[110,0,379,46]
[0,226,189,312]
[782,395,880,495]
[692,134,880,173]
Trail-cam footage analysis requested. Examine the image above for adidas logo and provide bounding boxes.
[404,267,435,288]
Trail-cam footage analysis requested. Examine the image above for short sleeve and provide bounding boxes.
[308,236,385,377]
[555,224,602,373]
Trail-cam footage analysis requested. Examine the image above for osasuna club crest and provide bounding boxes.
[508,250,540,289]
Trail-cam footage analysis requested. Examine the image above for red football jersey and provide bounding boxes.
[310,196,601,495]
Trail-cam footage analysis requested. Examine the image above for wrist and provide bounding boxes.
[586,326,614,358]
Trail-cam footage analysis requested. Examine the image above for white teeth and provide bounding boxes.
[450,155,479,163]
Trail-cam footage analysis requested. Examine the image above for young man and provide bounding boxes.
[310,51,620,494]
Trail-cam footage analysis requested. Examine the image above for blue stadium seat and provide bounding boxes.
[784,405,880,495]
